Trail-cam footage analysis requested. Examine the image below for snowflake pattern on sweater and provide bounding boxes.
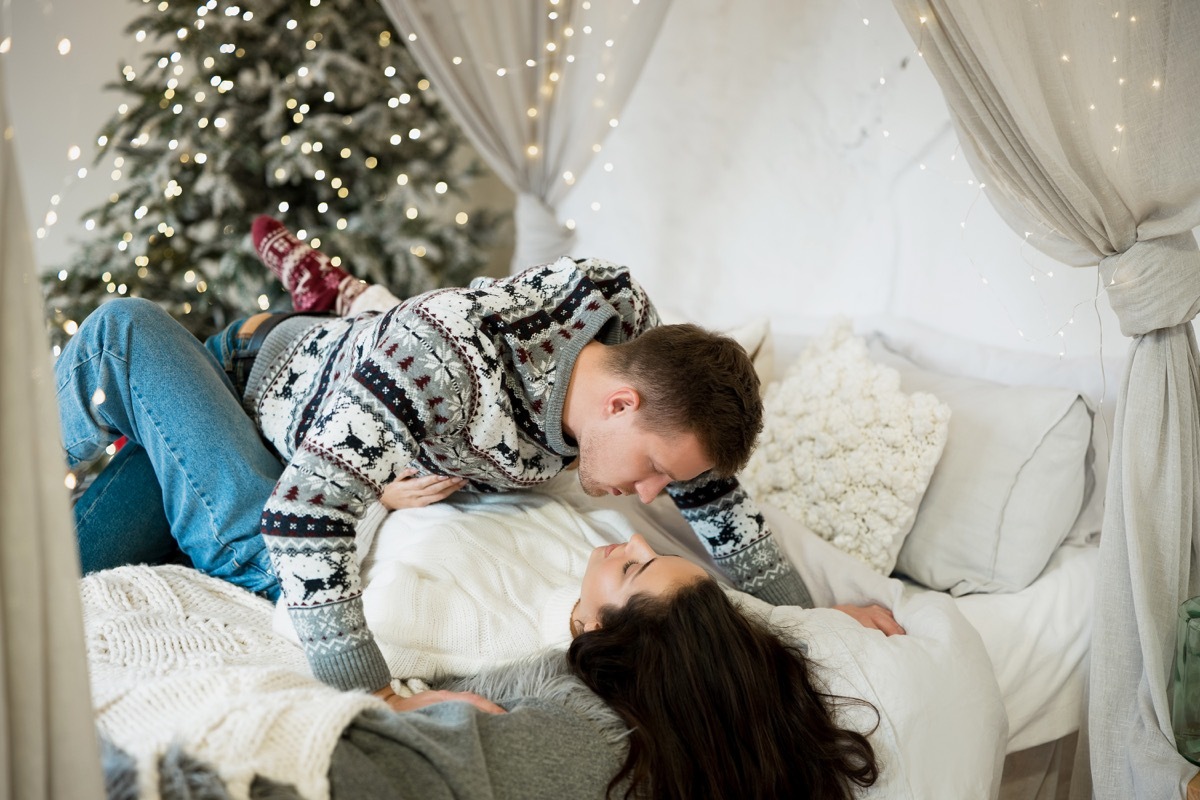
[250,257,812,692]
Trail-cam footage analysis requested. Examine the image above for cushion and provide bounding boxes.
[741,320,950,574]
[863,316,1121,546]
[657,307,776,388]
[723,316,776,386]
[869,339,1094,595]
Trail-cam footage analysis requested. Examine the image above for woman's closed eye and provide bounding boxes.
[625,557,660,581]
[622,559,638,574]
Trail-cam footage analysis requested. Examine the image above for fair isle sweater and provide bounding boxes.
[246,257,813,692]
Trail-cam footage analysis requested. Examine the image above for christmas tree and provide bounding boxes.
[43,0,498,348]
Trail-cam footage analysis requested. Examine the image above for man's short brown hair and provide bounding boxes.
[604,324,763,478]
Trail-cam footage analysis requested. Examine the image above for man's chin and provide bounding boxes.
[577,475,606,498]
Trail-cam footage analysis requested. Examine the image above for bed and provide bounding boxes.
[83,316,1113,800]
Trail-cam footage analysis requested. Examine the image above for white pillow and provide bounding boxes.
[657,307,776,388]
[723,316,776,387]
[741,320,950,574]
[863,316,1121,546]
[869,340,1093,595]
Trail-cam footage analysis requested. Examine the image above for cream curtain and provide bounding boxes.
[0,60,105,799]
[888,2,1200,797]
[377,0,673,271]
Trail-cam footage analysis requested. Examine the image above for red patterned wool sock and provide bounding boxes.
[251,215,350,312]
[335,275,369,316]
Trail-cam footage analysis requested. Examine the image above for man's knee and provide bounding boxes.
[77,297,179,346]
[87,297,169,328]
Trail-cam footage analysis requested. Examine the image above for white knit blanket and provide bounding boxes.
[81,565,382,800]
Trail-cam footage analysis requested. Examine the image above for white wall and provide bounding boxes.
[560,0,1132,359]
[4,0,1155,358]
[3,0,149,273]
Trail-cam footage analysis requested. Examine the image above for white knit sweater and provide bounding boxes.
[272,486,640,679]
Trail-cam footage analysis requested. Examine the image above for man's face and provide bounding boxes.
[576,412,714,503]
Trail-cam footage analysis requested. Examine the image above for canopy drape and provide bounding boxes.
[888,2,1200,797]
[0,60,104,800]
[376,0,673,271]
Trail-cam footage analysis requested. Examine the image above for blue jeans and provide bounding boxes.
[56,298,281,600]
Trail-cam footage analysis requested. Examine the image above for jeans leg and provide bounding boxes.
[73,442,189,573]
[55,298,280,598]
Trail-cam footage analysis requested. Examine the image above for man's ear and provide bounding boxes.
[604,386,641,418]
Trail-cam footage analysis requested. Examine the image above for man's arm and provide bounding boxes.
[666,473,814,608]
[261,320,467,692]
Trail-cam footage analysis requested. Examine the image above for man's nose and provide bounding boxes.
[635,474,672,504]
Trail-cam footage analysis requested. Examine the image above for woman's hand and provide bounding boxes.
[373,685,506,715]
[832,604,907,636]
[380,468,466,510]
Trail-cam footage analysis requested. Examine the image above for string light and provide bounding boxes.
[26,0,701,346]
[838,6,1151,353]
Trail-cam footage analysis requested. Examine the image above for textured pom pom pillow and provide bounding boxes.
[741,320,950,573]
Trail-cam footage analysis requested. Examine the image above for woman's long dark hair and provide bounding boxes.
[567,578,879,800]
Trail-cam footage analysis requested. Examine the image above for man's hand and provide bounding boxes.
[832,604,906,636]
[373,685,506,715]
[380,468,466,510]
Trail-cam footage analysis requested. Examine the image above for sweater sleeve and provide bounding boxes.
[261,316,468,692]
[666,473,814,608]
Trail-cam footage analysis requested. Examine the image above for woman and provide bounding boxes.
[350,500,887,798]
[572,533,883,799]
[570,575,880,800]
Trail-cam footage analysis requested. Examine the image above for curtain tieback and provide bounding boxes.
[1100,232,1200,337]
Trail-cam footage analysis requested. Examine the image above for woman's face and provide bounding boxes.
[574,533,709,633]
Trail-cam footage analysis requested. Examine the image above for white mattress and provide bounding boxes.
[948,543,1096,752]
[549,476,1096,756]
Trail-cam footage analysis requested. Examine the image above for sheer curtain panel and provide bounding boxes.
[0,60,105,800]
[887,2,1200,797]
[377,0,673,271]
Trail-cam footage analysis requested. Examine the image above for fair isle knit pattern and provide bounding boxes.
[253,215,349,312]
[669,476,814,608]
[251,257,811,692]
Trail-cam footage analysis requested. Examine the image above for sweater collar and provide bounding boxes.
[544,306,618,456]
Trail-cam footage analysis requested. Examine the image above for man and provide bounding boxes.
[57,224,814,700]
